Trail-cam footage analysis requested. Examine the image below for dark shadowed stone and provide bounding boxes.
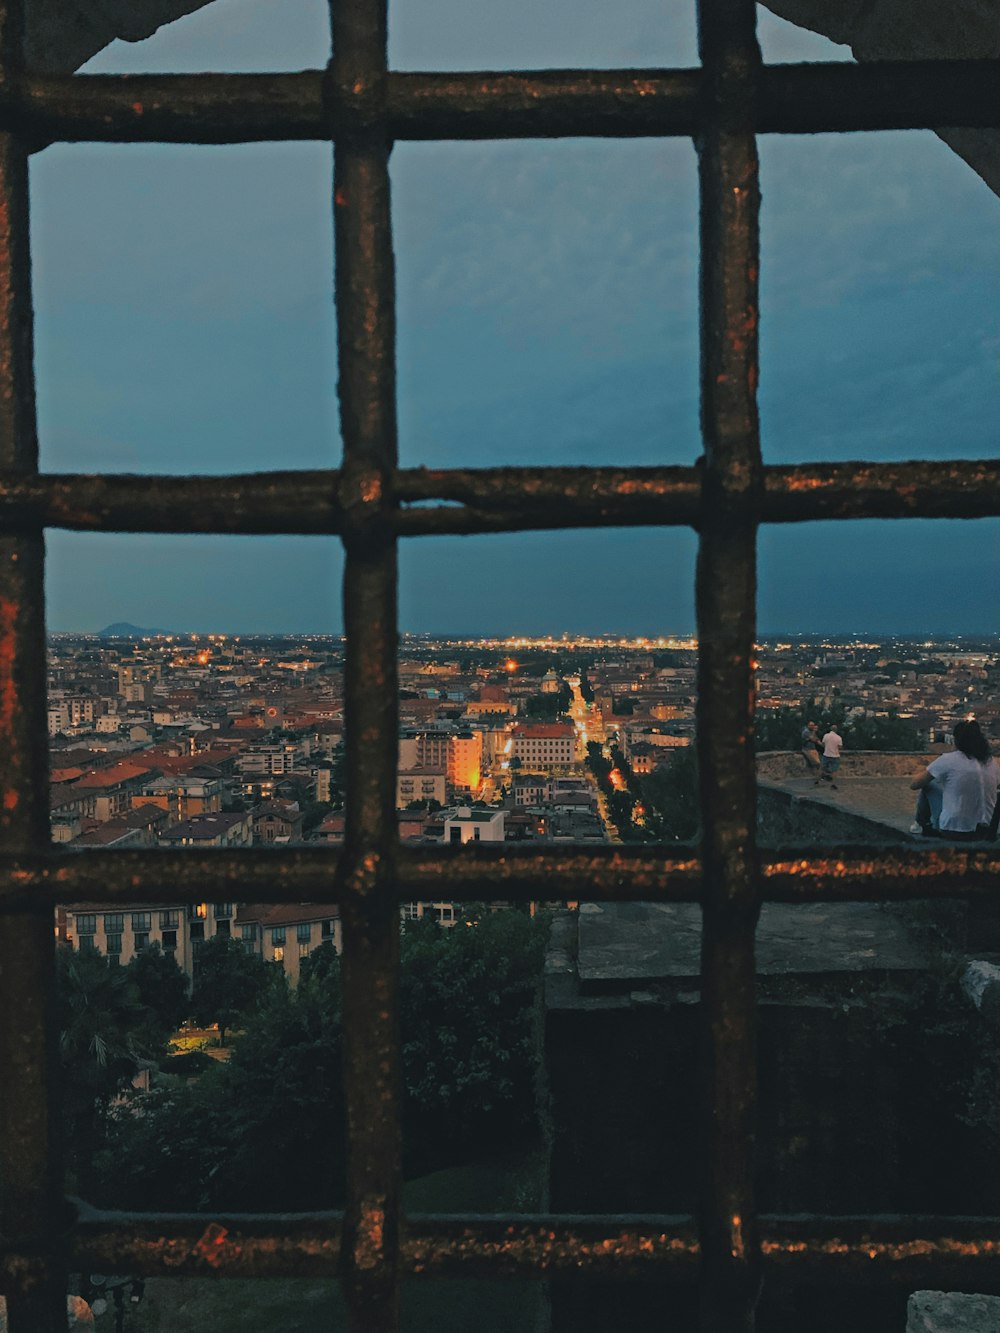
[577,900,931,990]
[763,0,1000,198]
[907,1290,1000,1332]
[26,0,215,74]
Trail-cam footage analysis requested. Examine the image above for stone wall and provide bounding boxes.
[757,782,909,844]
[756,749,935,781]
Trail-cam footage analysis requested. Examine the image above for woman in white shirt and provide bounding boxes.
[911,720,998,840]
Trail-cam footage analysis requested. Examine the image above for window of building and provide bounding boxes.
[133,933,150,953]
[161,930,177,952]
[214,903,233,920]
[215,919,231,939]
[131,912,151,933]
[296,923,311,943]
[240,924,258,942]
[321,918,337,937]
[299,941,310,959]
[159,910,178,929]
[75,914,96,937]
[105,933,122,959]
[271,927,286,947]
[273,946,284,964]
[103,913,123,934]
[189,921,205,942]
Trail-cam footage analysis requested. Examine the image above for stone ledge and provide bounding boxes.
[908,1290,1000,1332]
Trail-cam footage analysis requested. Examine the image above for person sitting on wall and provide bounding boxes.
[911,777,943,837]
[910,719,999,841]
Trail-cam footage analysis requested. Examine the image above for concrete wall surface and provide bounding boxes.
[908,1291,1000,1332]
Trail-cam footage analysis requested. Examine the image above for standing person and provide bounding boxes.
[800,720,822,775]
[910,719,999,840]
[819,723,843,788]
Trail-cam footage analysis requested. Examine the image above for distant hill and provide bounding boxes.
[97,622,170,638]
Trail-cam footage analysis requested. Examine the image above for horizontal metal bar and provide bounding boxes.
[3,60,1000,143]
[1,845,999,912]
[0,460,997,536]
[53,1204,1000,1282]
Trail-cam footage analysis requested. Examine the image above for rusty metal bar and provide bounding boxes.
[3,60,1000,144]
[330,0,402,1327]
[2,844,1000,912]
[59,1204,1000,1283]
[0,459,998,537]
[694,0,763,1327]
[0,2,62,1328]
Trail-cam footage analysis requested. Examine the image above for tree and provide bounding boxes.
[399,909,549,1168]
[57,947,147,1188]
[127,943,189,1045]
[639,746,700,843]
[99,909,551,1213]
[190,936,274,1046]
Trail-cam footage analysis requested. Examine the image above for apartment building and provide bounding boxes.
[237,904,341,983]
[511,722,575,773]
[65,904,194,974]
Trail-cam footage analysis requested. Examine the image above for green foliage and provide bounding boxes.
[58,947,146,1108]
[98,911,550,1212]
[57,946,148,1187]
[846,713,923,752]
[400,909,549,1166]
[190,935,275,1045]
[755,704,922,753]
[522,683,571,719]
[638,746,700,843]
[578,669,595,704]
[302,798,333,831]
[127,943,189,1044]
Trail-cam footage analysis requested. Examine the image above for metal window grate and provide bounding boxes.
[1,0,999,1329]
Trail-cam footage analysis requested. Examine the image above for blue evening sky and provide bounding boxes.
[35,0,1000,635]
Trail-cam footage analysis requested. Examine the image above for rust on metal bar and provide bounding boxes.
[13,71,328,144]
[694,0,764,1326]
[56,1205,1000,1283]
[0,60,997,145]
[0,459,997,537]
[390,61,1000,139]
[68,1201,344,1279]
[0,2,63,1328]
[330,0,403,1325]
[1,844,999,913]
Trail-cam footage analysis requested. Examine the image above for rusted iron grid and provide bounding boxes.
[0,0,996,1325]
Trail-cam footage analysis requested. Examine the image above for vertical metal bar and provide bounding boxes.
[694,0,762,1329]
[0,3,63,1330]
[329,0,401,1329]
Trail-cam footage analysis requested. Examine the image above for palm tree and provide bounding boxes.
[57,947,146,1190]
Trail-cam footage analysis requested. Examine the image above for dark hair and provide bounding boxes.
[953,719,991,764]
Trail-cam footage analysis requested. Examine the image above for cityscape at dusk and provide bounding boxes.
[4,0,1000,1329]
